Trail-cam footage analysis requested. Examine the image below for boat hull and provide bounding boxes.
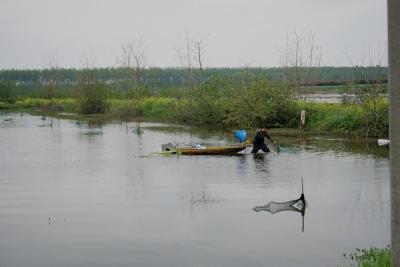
[177,145,246,155]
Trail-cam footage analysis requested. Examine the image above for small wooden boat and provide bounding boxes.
[177,144,248,155]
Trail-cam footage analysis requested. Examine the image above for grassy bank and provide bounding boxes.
[0,96,388,138]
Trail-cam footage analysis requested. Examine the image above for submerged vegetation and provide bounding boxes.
[0,67,389,138]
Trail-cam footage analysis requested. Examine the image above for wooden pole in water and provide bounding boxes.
[388,0,400,264]
[300,110,306,132]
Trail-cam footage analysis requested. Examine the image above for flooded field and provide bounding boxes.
[0,112,390,267]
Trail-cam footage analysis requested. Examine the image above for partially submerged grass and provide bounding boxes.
[344,246,391,267]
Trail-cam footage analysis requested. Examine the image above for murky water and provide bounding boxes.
[0,113,390,267]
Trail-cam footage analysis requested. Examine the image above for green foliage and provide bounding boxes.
[140,97,185,121]
[75,82,108,114]
[192,76,234,125]
[222,77,297,128]
[0,69,389,137]
[0,100,13,109]
[0,66,388,90]
[12,98,78,112]
[38,85,56,100]
[0,81,17,103]
[299,100,388,137]
[107,99,139,117]
[344,247,391,267]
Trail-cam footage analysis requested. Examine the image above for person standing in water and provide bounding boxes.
[251,127,274,153]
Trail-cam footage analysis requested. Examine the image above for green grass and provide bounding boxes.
[13,98,79,113]
[344,247,391,267]
[107,99,138,117]
[298,99,388,137]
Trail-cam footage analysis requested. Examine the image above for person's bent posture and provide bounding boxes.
[251,127,274,153]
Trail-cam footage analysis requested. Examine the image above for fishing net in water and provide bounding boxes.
[253,195,305,214]
[253,178,306,231]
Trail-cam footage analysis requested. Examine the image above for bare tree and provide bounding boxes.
[117,38,147,100]
[175,31,206,91]
[41,57,62,100]
[280,29,322,100]
[174,31,207,121]
[79,56,97,87]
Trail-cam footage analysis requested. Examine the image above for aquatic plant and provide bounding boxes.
[344,246,391,267]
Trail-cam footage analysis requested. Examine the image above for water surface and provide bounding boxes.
[0,113,390,267]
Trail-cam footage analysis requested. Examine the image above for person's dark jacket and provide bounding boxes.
[252,130,272,146]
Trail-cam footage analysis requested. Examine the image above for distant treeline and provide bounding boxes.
[0,66,387,90]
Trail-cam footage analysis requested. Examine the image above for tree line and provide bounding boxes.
[0,66,387,90]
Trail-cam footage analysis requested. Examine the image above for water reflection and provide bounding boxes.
[252,153,270,172]
[235,154,248,177]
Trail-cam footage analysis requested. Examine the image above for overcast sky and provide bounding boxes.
[0,0,387,69]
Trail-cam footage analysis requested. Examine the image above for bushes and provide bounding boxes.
[300,100,388,137]
[221,77,297,128]
[75,82,108,114]
[0,73,389,137]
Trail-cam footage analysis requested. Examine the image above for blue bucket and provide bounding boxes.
[234,130,247,143]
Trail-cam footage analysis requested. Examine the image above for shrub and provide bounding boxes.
[222,77,297,128]
[75,82,108,114]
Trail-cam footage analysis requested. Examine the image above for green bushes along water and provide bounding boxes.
[0,76,388,138]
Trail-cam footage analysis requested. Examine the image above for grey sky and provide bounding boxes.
[0,0,387,69]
